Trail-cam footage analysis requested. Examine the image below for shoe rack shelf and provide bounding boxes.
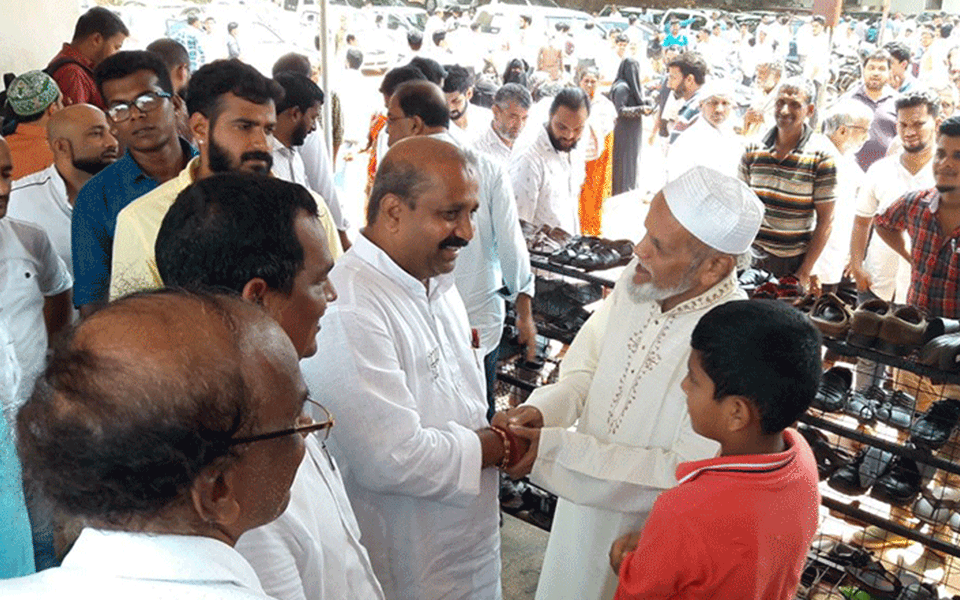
[528,257,617,288]
[823,339,960,387]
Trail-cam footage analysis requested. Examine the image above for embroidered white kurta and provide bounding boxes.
[235,436,384,600]
[304,234,500,600]
[526,261,743,600]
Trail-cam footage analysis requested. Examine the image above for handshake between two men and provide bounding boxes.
[482,405,545,479]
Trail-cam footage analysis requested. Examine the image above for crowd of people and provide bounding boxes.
[1,3,960,600]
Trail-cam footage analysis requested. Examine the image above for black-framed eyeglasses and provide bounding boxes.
[229,398,335,445]
[106,91,173,123]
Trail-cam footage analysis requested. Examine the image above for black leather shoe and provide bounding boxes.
[812,367,852,412]
[872,456,923,506]
[829,448,872,495]
[798,424,853,480]
[910,398,960,450]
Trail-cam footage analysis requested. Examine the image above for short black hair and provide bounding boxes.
[380,65,427,96]
[346,33,357,44]
[407,30,423,50]
[393,81,450,128]
[274,71,324,114]
[73,6,129,42]
[272,53,311,78]
[691,300,822,435]
[441,64,472,94]
[896,89,939,118]
[549,86,590,117]
[346,48,364,70]
[407,57,446,85]
[863,49,893,68]
[666,52,708,85]
[186,59,284,123]
[228,22,238,33]
[146,38,190,71]
[187,14,200,25]
[95,50,174,101]
[156,173,319,295]
[939,115,960,137]
[432,30,446,46]
[884,41,911,63]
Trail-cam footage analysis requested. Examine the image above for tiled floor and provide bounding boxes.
[501,513,549,600]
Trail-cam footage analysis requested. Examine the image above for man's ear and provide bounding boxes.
[380,193,405,232]
[697,252,735,289]
[724,396,755,433]
[50,137,71,159]
[190,463,242,528]
[466,87,474,102]
[241,278,270,305]
[189,111,209,146]
[410,115,426,135]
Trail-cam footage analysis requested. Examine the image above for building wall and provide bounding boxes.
[0,0,79,75]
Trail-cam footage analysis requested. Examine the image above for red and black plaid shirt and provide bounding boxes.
[875,188,960,318]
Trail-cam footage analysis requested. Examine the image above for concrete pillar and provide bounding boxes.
[0,0,79,75]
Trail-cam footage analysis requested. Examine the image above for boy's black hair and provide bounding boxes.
[691,300,822,435]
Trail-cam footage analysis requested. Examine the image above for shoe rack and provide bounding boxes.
[797,338,960,599]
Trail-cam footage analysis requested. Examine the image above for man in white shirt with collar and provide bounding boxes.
[474,83,531,166]
[271,71,323,190]
[443,64,493,146]
[9,104,119,279]
[666,80,742,181]
[510,87,590,234]
[1,290,309,599]
[494,167,764,600]
[305,137,515,600]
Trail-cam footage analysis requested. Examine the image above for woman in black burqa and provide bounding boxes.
[609,57,645,194]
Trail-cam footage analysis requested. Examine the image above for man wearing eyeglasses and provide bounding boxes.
[108,60,342,302]
[71,50,196,317]
[1,290,307,598]
[155,173,384,600]
[306,137,514,600]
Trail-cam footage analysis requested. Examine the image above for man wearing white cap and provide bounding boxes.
[666,80,742,181]
[493,167,763,600]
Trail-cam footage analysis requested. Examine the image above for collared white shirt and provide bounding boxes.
[452,104,493,146]
[666,118,742,182]
[525,262,743,600]
[272,137,310,188]
[303,234,500,600]
[473,123,513,166]
[299,130,349,231]
[855,152,934,301]
[430,131,534,354]
[813,147,865,284]
[510,123,587,234]
[0,528,272,599]
[0,217,72,413]
[236,436,384,600]
[9,164,73,277]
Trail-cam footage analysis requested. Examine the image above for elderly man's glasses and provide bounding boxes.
[106,91,173,123]
[229,398,335,445]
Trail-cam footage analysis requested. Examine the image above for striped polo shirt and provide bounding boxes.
[739,125,837,258]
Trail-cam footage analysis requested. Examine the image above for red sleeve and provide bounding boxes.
[614,500,708,600]
[874,192,913,233]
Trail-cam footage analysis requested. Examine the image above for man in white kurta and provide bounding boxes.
[496,167,764,600]
[308,137,508,600]
[666,82,742,182]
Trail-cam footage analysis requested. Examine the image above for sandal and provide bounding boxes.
[845,560,902,599]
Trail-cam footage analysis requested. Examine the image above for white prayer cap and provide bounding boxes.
[698,78,736,103]
[662,166,763,255]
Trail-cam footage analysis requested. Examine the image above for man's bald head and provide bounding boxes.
[386,80,450,147]
[366,136,475,225]
[16,290,295,529]
[46,104,118,176]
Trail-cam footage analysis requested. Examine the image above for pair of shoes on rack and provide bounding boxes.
[847,301,927,356]
[828,446,923,506]
[548,236,634,271]
[809,368,915,430]
[737,267,775,295]
[751,275,804,300]
[910,398,960,451]
[919,331,960,375]
[810,294,856,339]
[912,483,960,527]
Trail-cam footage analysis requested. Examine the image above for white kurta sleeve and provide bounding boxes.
[235,521,309,600]
[509,151,544,224]
[488,164,534,299]
[315,306,483,508]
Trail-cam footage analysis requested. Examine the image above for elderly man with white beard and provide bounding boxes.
[492,166,764,600]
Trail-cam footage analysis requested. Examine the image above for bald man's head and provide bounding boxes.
[47,104,119,176]
[387,80,450,147]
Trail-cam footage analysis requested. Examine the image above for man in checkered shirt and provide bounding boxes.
[876,116,960,320]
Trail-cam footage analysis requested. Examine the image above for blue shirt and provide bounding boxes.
[71,139,197,307]
[662,33,689,48]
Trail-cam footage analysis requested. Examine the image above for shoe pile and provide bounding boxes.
[827,444,923,505]
[547,236,635,272]
[846,300,957,360]
[532,279,601,343]
[523,222,573,256]
[809,367,917,430]
[499,475,557,531]
[748,274,805,301]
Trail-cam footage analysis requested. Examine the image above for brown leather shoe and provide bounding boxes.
[877,306,927,356]
[846,299,890,349]
[809,293,854,339]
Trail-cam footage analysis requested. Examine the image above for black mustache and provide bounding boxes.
[241,151,273,167]
[439,236,469,249]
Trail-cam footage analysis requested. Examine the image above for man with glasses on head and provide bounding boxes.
[155,173,384,600]
[72,50,196,317]
[109,59,342,301]
[0,290,309,599]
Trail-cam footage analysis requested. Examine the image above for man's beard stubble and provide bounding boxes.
[547,125,576,152]
[208,135,273,174]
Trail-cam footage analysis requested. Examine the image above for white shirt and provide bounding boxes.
[510,123,587,234]
[526,263,743,600]
[0,528,272,599]
[9,165,73,277]
[0,217,72,413]
[452,104,493,146]
[666,118,742,182]
[303,234,500,600]
[300,129,349,231]
[473,123,514,166]
[236,436,384,600]
[813,148,864,284]
[272,137,310,188]
[855,152,934,301]
[428,131,534,355]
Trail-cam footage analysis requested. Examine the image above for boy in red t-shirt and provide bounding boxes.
[610,300,822,600]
